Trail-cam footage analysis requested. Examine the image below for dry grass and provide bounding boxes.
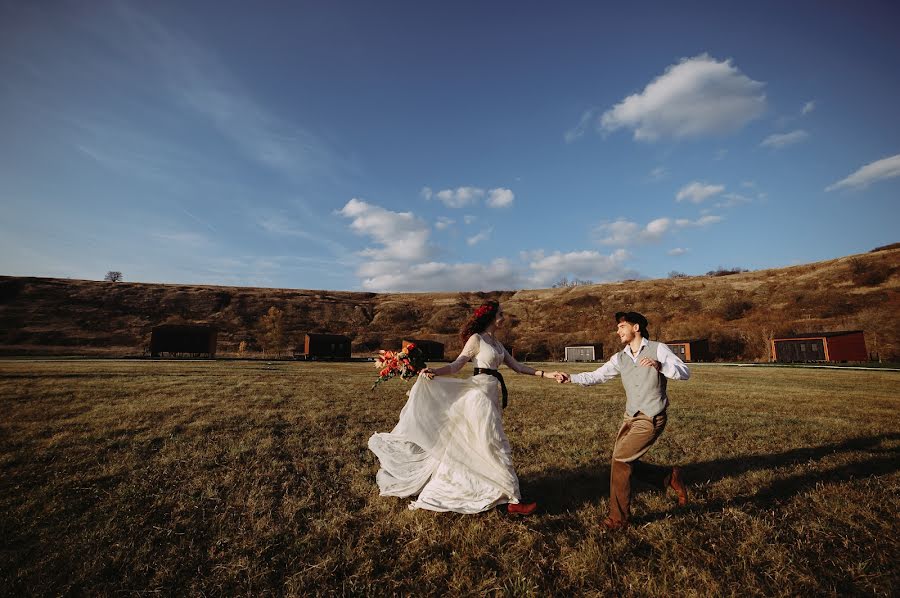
[1,360,898,596]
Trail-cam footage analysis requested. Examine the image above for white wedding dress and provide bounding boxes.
[368,333,528,513]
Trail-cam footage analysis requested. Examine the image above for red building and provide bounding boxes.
[664,339,710,362]
[771,330,867,362]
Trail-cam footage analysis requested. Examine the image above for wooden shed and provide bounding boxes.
[294,333,352,361]
[402,339,445,361]
[564,343,604,362]
[771,330,867,362]
[664,339,710,362]
[150,325,217,358]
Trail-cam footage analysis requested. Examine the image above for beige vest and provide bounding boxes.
[619,340,668,417]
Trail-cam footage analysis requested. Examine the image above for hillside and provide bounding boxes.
[1,246,898,361]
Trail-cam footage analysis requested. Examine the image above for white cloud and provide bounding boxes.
[463,215,476,225]
[564,108,597,143]
[486,187,515,208]
[595,217,673,245]
[675,215,724,227]
[760,129,809,149]
[715,192,753,209]
[528,249,634,287]
[434,216,455,230]
[599,54,766,141]
[467,228,492,246]
[649,166,668,180]
[338,198,431,261]
[825,154,900,192]
[668,247,689,256]
[420,186,433,200]
[802,100,816,115]
[676,181,725,203]
[433,186,485,208]
[359,259,522,292]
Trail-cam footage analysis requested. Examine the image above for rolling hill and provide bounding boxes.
[1,245,898,361]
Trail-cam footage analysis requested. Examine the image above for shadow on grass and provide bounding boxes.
[523,432,900,520]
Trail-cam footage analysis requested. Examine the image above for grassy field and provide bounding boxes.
[1,360,898,596]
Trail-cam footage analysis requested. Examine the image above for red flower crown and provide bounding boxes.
[474,304,495,319]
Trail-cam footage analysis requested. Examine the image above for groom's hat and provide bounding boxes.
[614,311,648,327]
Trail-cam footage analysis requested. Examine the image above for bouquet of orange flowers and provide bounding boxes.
[372,343,427,390]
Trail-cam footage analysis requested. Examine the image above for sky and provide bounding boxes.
[1,0,898,292]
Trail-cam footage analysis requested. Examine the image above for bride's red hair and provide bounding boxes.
[459,301,499,345]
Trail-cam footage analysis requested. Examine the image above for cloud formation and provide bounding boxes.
[825,154,900,192]
[676,181,725,203]
[802,100,816,115]
[596,213,723,245]
[486,188,515,208]
[668,247,688,256]
[425,186,515,208]
[760,129,809,149]
[467,228,492,246]
[599,54,766,141]
[527,249,634,287]
[338,198,431,261]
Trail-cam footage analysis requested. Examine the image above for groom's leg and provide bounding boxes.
[609,413,667,523]
[630,412,670,489]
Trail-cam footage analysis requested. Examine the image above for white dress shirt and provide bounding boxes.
[570,337,690,386]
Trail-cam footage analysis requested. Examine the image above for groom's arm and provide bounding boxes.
[567,354,621,386]
[655,343,690,380]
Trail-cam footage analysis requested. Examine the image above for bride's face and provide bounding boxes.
[493,306,505,328]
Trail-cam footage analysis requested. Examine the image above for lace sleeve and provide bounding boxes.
[445,334,480,374]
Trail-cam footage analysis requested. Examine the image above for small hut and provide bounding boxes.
[294,333,352,361]
[771,330,867,362]
[564,343,604,362]
[402,339,445,361]
[664,339,710,362]
[150,325,217,358]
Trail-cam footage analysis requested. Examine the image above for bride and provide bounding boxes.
[368,300,554,515]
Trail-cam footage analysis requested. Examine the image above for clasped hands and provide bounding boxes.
[550,358,660,384]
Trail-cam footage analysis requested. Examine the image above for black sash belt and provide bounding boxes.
[473,367,508,409]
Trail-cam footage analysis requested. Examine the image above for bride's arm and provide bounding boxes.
[421,334,479,378]
[502,349,549,380]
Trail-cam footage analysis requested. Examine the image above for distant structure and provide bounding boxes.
[564,343,604,362]
[664,339,710,362]
[150,325,217,358]
[771,330,867,362]
[294,333,352,361]
[402,339,445,361]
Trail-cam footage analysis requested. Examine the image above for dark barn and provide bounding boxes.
[150,325,217,358]
[402,339,445,361]
[295,333,352,361]
[772,330,867,362]
[664,339,710,362]
[564,343,604,362]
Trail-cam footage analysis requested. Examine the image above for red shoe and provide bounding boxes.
[669,466,688,506]
[506,501,538,516]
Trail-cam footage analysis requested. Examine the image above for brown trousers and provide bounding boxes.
[609,411,672,523]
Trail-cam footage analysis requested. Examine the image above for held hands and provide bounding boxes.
[552,371,570,384]
[639,358,661,371]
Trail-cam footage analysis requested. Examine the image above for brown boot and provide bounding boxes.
[669,466,688,506]
[601,517,629,531]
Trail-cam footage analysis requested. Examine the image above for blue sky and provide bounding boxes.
[1,1,898,292]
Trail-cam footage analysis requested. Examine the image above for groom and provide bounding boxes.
[553,311,690,530]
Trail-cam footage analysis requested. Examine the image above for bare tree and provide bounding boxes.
[104,271,123,282]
